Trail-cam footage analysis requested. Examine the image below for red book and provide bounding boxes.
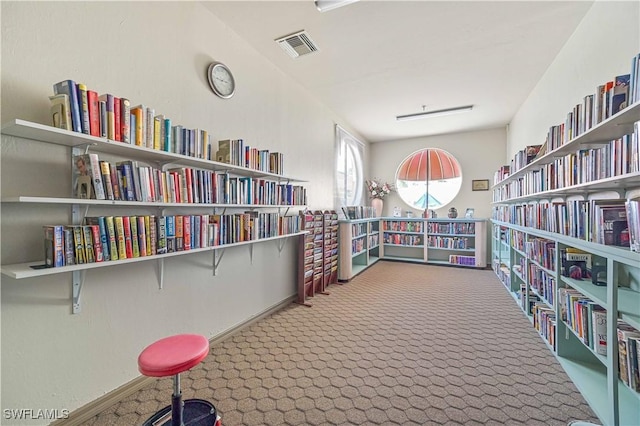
[89,224,104,262]
[185,168,193,203]
[122,215,133,258]
[137,216,147,256]
[114,96,121,142]
[183,215,191,250]
[87,90,100,137]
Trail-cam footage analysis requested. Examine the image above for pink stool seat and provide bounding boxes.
[138,334,209,377]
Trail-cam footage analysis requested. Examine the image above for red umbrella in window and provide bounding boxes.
[396,148,461,181]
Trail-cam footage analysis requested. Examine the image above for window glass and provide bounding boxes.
[335,126,364,207]
[395,148,462,210]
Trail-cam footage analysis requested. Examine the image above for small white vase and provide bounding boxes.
[371,198,383,217]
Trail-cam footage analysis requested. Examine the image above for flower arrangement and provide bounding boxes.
[366,179,394,199]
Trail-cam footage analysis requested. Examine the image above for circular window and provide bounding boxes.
[395,148,462,210]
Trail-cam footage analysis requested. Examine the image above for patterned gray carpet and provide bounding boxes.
[82,261,597,425]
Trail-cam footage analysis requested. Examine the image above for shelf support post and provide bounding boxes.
[72,270,84,314]
[158,259,165,289]
[249,244,254,265]
[213,249,225,276]
[606,257,619,426]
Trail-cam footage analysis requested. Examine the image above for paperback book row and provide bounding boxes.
[73,153,306,206]
[341,206,377,220]
[43,212,302,268]
[493,125,639,201]
[511,229,526,252]
[50,79,286,175]
[427,236,471,250]
[531,299,556,350]
[525,238,556,272]
[350,223,367,237]
[528,263,556,307]
[368,233,379,248]
[559,285,640,394]
[493,52,640,181]
[492,198,639,251]
[352,237,365,255]
[447,255,476,266]
[383,233,423,246]
[427,222,475,235]
[493,261,510,289]
[382,220,423,232]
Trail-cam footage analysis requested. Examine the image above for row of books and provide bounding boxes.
[525,238,556,272]
[492,198,638,250]
[368,233,379,248]
[532,301,556,350]
[493,129,639,201]
[493,52,640,184]
[51,79,287,174]
[382,220,423,232]
[352,237,365,255]
[426,222,475,235]
[618,321,640,393]
[511,229,526,252]
[73,153,306,206]
[350,223,367,237]
[43,213,302,267]
[559,287,606,355]
[448,255,476,266]
[427,236,471,250]
[215,138,284,174]
[341,206,377,220]
[383,234,422,246]
[528,263,556,307]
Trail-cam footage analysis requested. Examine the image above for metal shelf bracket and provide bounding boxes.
[213,249,225,276]
[72,270,84,314]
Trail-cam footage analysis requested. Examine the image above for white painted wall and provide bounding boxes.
[0,2,363,423]
[508,1,640,160]
[370,128,507,220]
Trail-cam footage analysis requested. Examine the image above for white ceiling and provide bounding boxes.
[203,1,594,143]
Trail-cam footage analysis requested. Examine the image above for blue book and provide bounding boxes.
[85,216,110,262]
[164,118,172,152]
[53,80,82,132]
[130,113,136,145]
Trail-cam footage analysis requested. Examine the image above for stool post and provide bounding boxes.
[171,374,183,426]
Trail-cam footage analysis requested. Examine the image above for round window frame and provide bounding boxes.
[394,148,463,211]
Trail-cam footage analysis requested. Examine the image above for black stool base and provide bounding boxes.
[142,399,217,426]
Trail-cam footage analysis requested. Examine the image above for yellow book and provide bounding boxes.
[105,216,119,261]
[131,106,144,146]
[153,115,162,150]
[144,216,152,255]
[114,216,127,259]
[130,216,140,258]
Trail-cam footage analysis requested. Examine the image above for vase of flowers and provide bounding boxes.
[366,179,394,217]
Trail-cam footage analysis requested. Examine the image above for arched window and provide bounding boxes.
[335,125,364,207]
[395,148,462,211]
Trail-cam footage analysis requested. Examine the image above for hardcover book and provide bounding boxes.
[53,79,82,132]
[43,225,65,267]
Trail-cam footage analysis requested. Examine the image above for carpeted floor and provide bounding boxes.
[82,261,598,425]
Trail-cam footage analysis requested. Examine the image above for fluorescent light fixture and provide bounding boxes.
[315,0,359,12]
[396,105,474,121]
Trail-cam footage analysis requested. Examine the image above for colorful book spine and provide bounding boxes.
[53,79,82,132]
[105,216,119,261]
[77,83,90,135]
[120,98,131,144]
[87,90,100,137]
[99,100,107,138]
[82,225,95,263]
[63,228,75,265]
[114,216,127,260]
[73,226,86,264]
[175,215,184,251]
[98,94,115,140]
[137,216,147,257]
[145,107,155,149]
[88,224,103,262]
[43,225,65,267]
[130,216,140,258]
[131,105,145,146]
[122,216,133,258]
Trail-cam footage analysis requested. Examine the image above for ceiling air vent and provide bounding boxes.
[275,30,319,59]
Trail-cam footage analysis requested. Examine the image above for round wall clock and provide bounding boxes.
[207,62,235,99]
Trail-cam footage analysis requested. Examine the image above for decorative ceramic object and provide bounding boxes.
[448,207,458,218]
[371,198,383,218]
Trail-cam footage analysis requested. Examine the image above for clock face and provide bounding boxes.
[208,63,235,99]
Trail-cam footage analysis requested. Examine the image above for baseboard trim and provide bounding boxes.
[51,295,296,426]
